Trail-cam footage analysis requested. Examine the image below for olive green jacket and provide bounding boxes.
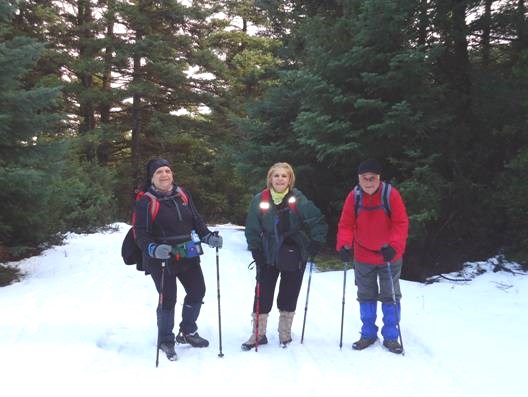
[245,188,328,265]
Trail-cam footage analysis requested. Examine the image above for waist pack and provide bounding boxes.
[171,240,203,260]
[276,243,303,272]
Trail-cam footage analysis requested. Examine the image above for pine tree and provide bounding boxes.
[0,0,62,252]
[233,0,528,275]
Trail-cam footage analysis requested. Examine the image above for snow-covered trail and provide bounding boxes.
[0,224,525,397]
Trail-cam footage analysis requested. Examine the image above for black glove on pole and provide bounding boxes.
[381,245,396,262]
[339,247,351,263]
[251,250,265,282]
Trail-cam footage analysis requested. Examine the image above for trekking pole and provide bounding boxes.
[387,261,405,355]
[339,260,348,349]
[155,260,166,368]
[215,240,224,358]
[301,259,314,343]
[254,280,261,352]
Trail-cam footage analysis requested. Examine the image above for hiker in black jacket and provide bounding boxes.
[134,158,223,360]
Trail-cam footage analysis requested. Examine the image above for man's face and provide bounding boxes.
[152,166,173,192]
[358,172,380,195]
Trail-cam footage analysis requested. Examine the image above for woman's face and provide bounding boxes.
[270,167,290,193]
[151,166,173,192]
[358,172,380,195]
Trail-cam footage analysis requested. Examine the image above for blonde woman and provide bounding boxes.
[242,162,327,350]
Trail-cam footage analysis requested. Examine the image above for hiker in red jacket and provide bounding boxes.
[336,159,409,354]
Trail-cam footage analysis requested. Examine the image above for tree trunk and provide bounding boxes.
[451,0,471,118]
[97,1,116,165]
[77,0,96,134]
[131,39,143,191]
[100,3,114,125]
[417,0,428,47]
[513,0,527,63]
[481,0,493,68]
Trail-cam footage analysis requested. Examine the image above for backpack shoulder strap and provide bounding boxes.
[176,186,189,205]
[287,190,299,214]
[381,182,392,218]
[353,185,362,218]
[131,191,160,230]
[352,183,392,218]
[259,188,271,212]
[141,191,160,221]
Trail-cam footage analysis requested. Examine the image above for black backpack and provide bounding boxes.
[121,191,160,271]
[121,227,144,269]
[353,182,392,218]
[121,188,189,271]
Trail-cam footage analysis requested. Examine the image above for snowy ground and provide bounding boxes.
[0,223,526,397]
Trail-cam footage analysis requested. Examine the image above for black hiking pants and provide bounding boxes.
[252,263,306,314]
[150,258,206,341]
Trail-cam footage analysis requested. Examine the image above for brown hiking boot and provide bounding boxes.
[383,339,403,354]
[352,337,377,350]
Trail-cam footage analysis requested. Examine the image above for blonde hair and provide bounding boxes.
[266,162,296,190]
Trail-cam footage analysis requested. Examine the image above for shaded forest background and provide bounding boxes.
[1,0,527,282]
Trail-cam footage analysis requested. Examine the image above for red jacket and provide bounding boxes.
[336,184,409,265]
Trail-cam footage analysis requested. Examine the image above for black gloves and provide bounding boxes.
[307,240,322,259]
[339,246,352,263]
[148,243,172,259]
[251,250,266,267]
[380,245,396,262]
[251,250,266,282]
[203,232,223,248]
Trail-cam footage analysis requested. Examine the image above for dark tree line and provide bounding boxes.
[234,0,528,279]
[0,0,526,281]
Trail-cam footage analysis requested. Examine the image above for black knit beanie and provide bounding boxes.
[146,158,171,182]
[357,159,382,175]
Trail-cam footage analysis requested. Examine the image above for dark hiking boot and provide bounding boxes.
[352,337,377,350]
[176,331,209,347]
[383,339,403,354]
[241,335,268,351]
[159,342,178,361]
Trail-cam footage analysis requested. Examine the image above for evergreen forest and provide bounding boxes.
[1,0,527,282]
